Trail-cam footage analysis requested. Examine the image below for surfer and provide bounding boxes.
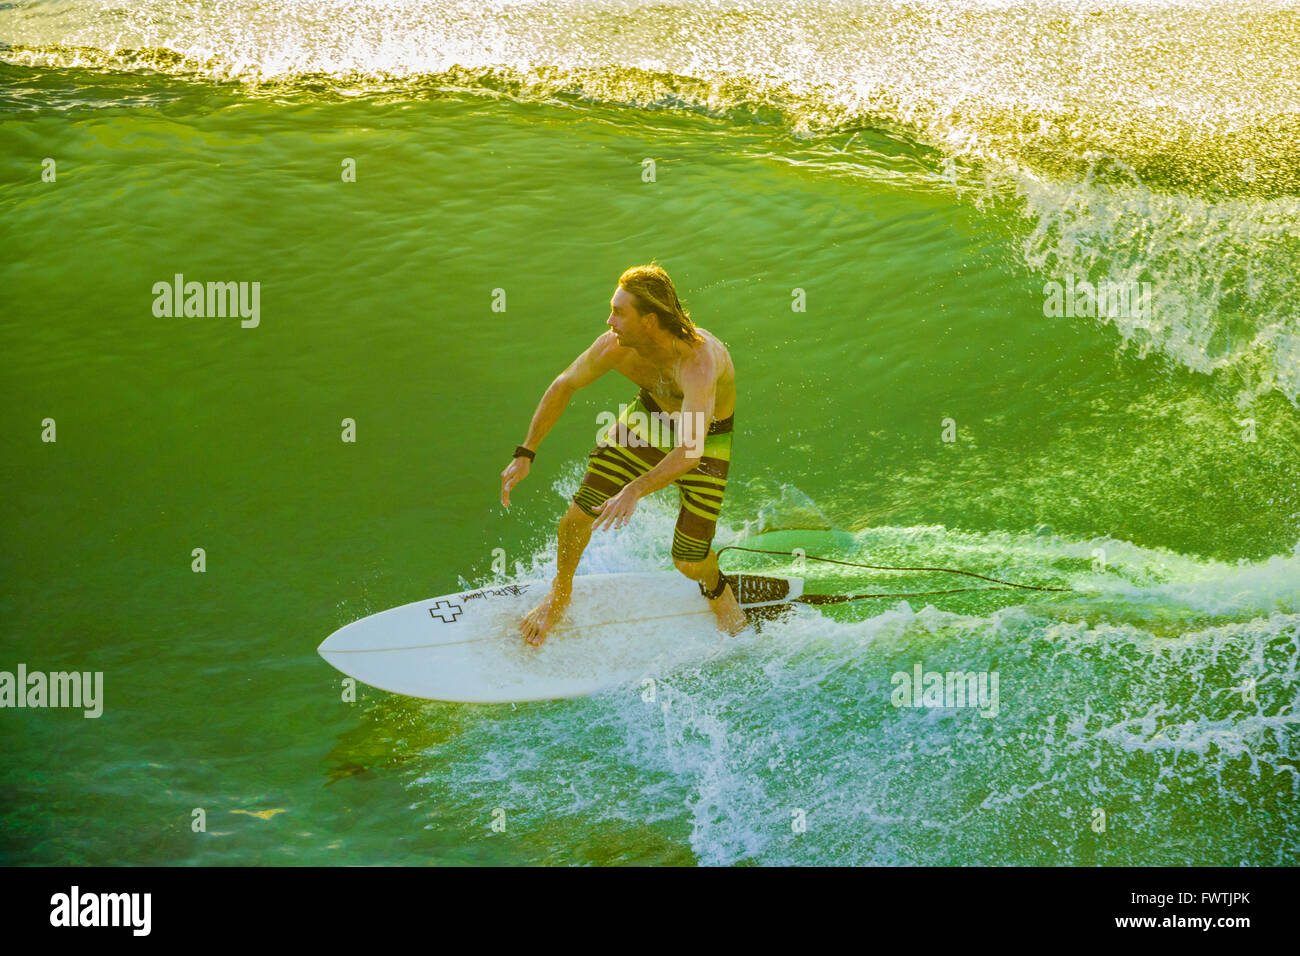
[501,264,746,645]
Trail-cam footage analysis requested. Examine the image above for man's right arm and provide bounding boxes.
[502,332,618,508]
[516,331,619,454]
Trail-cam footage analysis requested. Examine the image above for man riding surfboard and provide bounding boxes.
[500,263,746,645]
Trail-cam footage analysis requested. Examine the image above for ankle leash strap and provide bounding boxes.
[699,570,730,601]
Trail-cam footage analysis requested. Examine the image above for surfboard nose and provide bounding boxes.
[317,621,355,654]
[317,609,396,655]
[317,615,382,654]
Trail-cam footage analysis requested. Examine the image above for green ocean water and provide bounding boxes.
[1,0,1298,866]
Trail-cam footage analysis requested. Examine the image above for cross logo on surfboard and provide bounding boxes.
[427,600,463,623]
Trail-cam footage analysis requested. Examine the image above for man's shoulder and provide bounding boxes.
[678,335,722,385]
[690,328,731,366]
[694,327,729,350]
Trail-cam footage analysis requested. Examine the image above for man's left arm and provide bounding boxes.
[590,356,715,530]
[630,369,714,497]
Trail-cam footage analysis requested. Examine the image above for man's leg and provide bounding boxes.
[520,502,595,645]
[521,424,657,645]
[670,419,740,634]
[673,549,747,636]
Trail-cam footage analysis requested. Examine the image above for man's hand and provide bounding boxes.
[501,457,530,508]
[592,484,641,531]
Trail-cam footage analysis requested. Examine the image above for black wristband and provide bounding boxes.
[513,445,535,462]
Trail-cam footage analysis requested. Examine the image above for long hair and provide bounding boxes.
[618,264,703,344]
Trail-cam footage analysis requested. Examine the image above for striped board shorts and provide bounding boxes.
[573,387,734,562]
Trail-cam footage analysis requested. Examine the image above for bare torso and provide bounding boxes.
[609,328,736,421]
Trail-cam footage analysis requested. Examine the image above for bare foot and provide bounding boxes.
[710,583,749,637]
[519,587,571,646]
[717,607,749,637]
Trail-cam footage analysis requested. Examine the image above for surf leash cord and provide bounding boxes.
[715,545,1074,605]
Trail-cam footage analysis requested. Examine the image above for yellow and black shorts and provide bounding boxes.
[573,388,733,562]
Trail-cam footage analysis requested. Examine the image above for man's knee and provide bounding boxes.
[563,501,595,525]
[673,553,711,580]
[671,527,713,566]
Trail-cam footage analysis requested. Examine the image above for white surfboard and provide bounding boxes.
[318,572,803,703]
